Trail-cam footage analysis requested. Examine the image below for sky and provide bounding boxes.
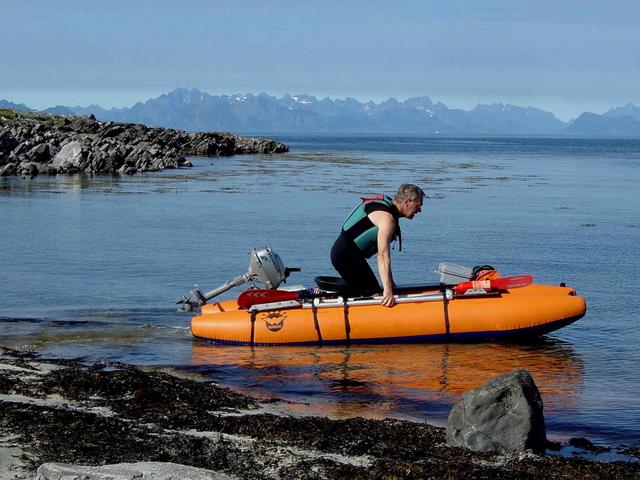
[2,0,639,121]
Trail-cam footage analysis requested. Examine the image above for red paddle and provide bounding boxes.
[452,275,533,293]
[237,289,300,309]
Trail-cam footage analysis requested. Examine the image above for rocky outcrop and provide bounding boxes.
[446,369,547,454]
[0,109,288,176]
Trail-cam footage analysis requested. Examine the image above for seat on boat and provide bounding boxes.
[314,276,377,297]
[314,276,348,292]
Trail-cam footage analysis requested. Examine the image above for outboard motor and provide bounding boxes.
[247,246,287,289]
[177,247,299,312]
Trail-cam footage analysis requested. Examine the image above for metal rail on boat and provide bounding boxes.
[248,290,454,313]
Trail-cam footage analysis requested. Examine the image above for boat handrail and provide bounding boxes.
[307,290,453,309]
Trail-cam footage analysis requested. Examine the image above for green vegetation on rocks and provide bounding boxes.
[0,108,16,119]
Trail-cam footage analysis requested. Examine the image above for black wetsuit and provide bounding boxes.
[330,196,400,295]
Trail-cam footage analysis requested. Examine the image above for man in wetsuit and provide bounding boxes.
[331,183,425,307]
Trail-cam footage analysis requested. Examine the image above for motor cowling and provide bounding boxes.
[247,246,287,289]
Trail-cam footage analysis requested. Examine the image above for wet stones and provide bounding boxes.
[0,109,288,176]
[446,369,546,454]
[36,461,238,479]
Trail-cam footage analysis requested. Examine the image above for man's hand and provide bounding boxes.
[381,287,396,307]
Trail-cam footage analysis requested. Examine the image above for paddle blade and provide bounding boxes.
[237,289,300,309]
[453,275,533,293]
[493,274,534,290]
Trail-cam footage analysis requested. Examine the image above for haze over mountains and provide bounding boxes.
[3,88,640,136]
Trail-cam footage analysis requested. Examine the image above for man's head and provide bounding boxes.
[394,183,425,219]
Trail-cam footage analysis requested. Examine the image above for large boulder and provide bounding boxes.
[446,369,546,454]
[51,140,87,172]
[26,142,56,163]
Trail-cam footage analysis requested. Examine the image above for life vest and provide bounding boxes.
[341,194,401,258]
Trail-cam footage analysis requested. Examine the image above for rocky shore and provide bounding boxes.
[1,346,638,480]
[0,109,288,177]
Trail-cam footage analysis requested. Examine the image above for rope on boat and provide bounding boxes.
[343,298,351,345]
[442,287,451,336]
[250,310,257,346]
[311,301,323,345]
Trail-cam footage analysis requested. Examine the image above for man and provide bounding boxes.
[331,183,425,307]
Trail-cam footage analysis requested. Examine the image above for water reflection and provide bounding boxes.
[190,338,583,421]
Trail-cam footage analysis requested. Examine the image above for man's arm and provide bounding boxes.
[369,210,396,307]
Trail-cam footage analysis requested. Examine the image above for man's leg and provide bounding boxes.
[331,236,381,295]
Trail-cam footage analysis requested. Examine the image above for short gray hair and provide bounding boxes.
[394,184,425,202]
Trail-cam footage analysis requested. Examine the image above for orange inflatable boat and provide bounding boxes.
[179,247,586,346]
[190,283,585,346]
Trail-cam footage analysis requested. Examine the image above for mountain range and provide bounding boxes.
[3,89,640,136]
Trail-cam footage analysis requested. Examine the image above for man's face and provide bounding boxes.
[404,197,423,219]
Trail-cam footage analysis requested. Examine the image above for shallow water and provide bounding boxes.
[1,135,639,447]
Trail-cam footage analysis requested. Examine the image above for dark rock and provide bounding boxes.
[27,142,51,163]
[446,369,546,454]
[235,136,289,154]
[0,162,16,176]
[12,141,30,156]
[18,161,40,176]
[0,129,19,155]
[546,439,562,451]
[119,165,138,175]
[569,437,611,453]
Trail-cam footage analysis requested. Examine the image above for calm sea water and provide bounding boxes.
[1,135,639,448]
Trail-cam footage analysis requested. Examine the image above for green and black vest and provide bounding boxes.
[341,195,401,258]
